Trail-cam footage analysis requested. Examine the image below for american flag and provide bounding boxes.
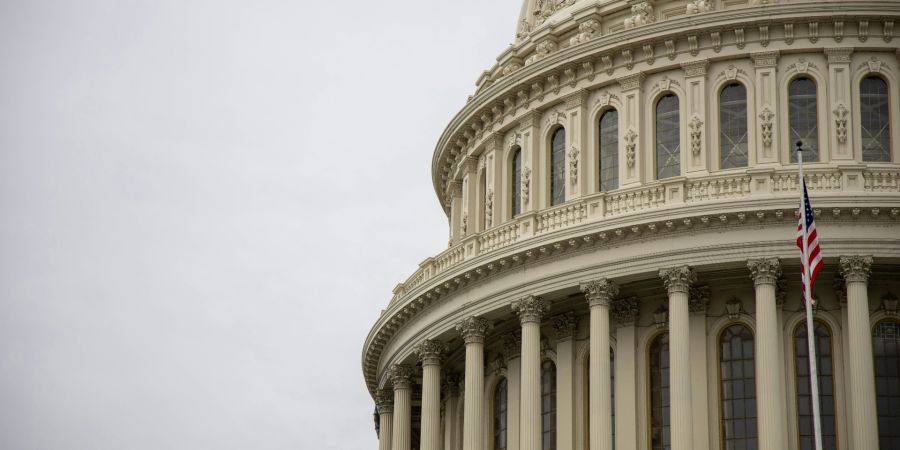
[796,178,823,293]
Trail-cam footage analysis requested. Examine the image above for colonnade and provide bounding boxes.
[375,256,879,450]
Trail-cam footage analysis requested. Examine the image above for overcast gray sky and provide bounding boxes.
[0,1,519,448]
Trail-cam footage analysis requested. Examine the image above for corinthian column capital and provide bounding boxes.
[840,256,873,283]
[748,258,782,286]
[580,278,619,307]
[389,364,415,390]
[415,339,448,366]
[376,389,394,414]
[455,316,492,344]
[612,296,640,325]
[511,295,549,324]
[659,266,696,294]
[552,312,577,340]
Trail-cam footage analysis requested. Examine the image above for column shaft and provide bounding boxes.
[521,320,541,450]
[421,364,442,450]
[391,386,411,450]
[752,270,785,449]
[847,280,878,449]
[590,303,612,450]
[379,412,394,450]
[457,317,491,450]
[660,266,696,450]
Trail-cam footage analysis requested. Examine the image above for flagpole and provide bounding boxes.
[798,141,824,450]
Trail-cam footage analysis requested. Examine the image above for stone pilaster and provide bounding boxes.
[751,51,779,164]
[442,372,462,450]
[376,389,394,450]
[617,73,646,186]
[512,296,549,450]
[611,296,638,450]
[659,266,696,450]
[581,279,617,450]
[748,258,786,450]
[389,364,415,450]
[416,340,448,450]
[553,312,577,450]
[825,48,854,160]
[455,317,492,450]
[840,256,878,450]
[681,60,709,173]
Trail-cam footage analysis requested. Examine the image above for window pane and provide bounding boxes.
[512,148,522,217]
[650,333,671,450]
[541,361,557,450]
[551,128,566,205]
[720,325,757,450]
[600,110,619,191]
[860,76,891,162]
[656,95,681,179]
[874,320,900,449]
[719,84,749,168]
[789,78,819,162]
[795,321,836,450]
[495,378,508,450]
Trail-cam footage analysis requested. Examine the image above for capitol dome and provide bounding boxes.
[365,1,900,450]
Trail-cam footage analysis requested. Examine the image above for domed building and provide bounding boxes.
[363,1,900,450]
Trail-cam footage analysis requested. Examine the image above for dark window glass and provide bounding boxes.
[719,83,749,168]
[542,361,557,450]
[720,324,757,450]
[650,333,671,450]
[494,378,508,450]
[860,76,892,162]
[656,95,681,179]
[600,109,619,191]
[795,321,837,450]
[479,172,487,230]
[611,350,615,450]
[789,78,820,162]
[512,148,522,217]
[551,128,566,205]
[874,320,900,450]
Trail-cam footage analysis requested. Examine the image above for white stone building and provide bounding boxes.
[362,1,900,450]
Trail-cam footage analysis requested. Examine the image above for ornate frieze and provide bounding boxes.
[552,312,577,340]
[580,278,619,307]
[686,0,712,15]
[389,364,415,389]
[570,19,601,46]
[748,258,782,286]
[689,115,703,156]
[751,51,779,68]
[833,103,849,144]
[759,105,775,147]
[824,47,852,64]
[612,296,640,325]
[525,40,558,66]
[681,60,709,78]
[502,331,522,359]
[511,295,549,324]
[689,285,711,313]
[617,73,645,91]
[839,255,873,283]
[624,1,655,30]
[624,128,638,168]
[660,266,696,294]
[455,316,492,344]
[415,339,449,366]
[375,389,394,414]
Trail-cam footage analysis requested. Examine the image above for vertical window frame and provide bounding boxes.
[719,83,750,169]
[550,127,566,206]
[655,94,681,180]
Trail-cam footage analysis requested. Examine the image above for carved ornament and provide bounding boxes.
[388,364,415,389]
[580,278,619,307]
[839,255,873,283]
[748,258,781,286]
[455,316,492,344]
[612,296,640,325]
[511,295,549,324]
[833,103,849,144]
[689,114,703,156]
[552,312,577,340]
[660,266,696,294]
[415,339,448,366]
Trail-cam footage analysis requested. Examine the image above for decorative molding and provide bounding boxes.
[881,293,898,316]
[885,20,894,42]
[580,278,619,307]
[455,316,492,344]
[460,212,468,235]
[711,31,722,52]
[725,297,744,319]
[689,114,703,156]
[596,91,618,107]
[569,146,580,186]
[833,273,847,305]
[552,312,577,340]
[643,43,655,65]
[375,389,394,414]
[809,21,819,43]
[511,295,549,324]
[787,58,816,74]
[624,1,655,30]
[415,339,448,366]
[686,0,712,15]
[859,20,869,42]
[534,0,575,26]
[748,258,782,286]
[865,57,885,73]
[784,23,794,44]
[388,364,415,389]
[660,265,696,294]
[833,103,849,144]
[570,19,601,46]
[824,47,852,64]
[689,285,711,313]
[681,60,709,77]
[776,277,787,308]
[625,128,638,168]
[759,105,775,147]
[442,372,461,397]
[485,189,493,228]
[502,331,522,359]
[834,20,844,42]
[525,40,558,66]
[617,73,645,91]
[839,255,873,283]
[522,167,532,205]
[490,354,507,375]
[751,51,779,68]
[612,296,640,325]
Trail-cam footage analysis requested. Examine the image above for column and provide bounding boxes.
[659,266,696,450]
[512,296,549,450]
[455,316,492,450]
[443,373,462,450]
[553,313,578,450]
[825,48,854,160]
[416,340,448,450]
[448,180,463,245]
[840,256,878,450]
[750,51,779,165]
[376,389,394,450]
[612,297,639,450]
[581,279,618,450]
[519,112,540,213]
[688,286,711,450]
[681,60,709,173]
[564,89,589,199]
[503,332,523,450]
[462,157,478,237]
[748,258,787,450]
[616,73,645,187]
[389,364,414,450]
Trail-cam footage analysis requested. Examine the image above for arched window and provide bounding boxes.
[512,147,522,217]
[719,324,757,450]
[649,333,670,450]
[789,77,819,162]
[599,109,619,191]
[479,171,488,231]
[656,94,681,179]
[860,76,892,162]
[541,360,557,450]
[494,377,508,450]
[719,83,749,169]
[551,128,566,206]
[794,321,836,450]
[874,319,900,449]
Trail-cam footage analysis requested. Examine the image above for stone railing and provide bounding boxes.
[388,166,899,306]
